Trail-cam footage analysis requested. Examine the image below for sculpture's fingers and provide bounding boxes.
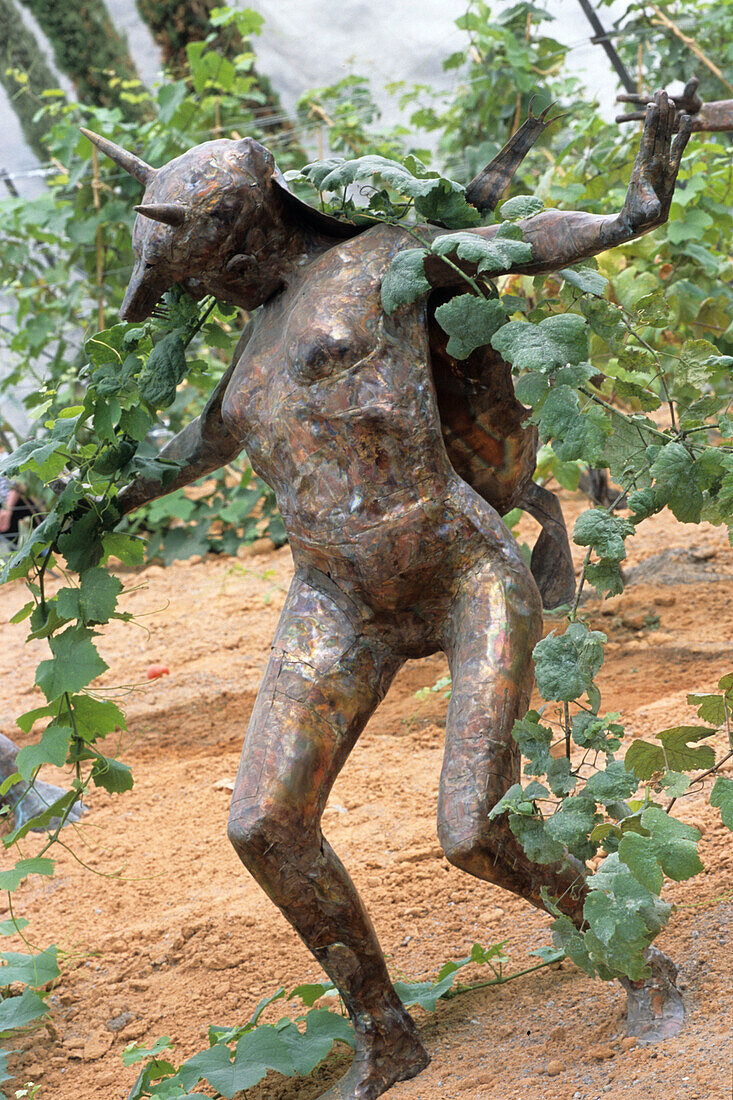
[669,112,693,173]
[679,75,702,113]
[615,110,646,124]
[616,93,650,105]
[652,91,673,164]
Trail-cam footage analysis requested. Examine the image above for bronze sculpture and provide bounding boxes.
[617,75,733,131]
[80,91,691,1099]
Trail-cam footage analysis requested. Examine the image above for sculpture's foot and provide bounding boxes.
[620,946,685,1043]
[8,780,85,832]
[318,1005,429,1100]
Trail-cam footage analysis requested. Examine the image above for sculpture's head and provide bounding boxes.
[81,129,360,322]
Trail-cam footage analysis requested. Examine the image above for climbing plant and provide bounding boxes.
[2,1,733,1095]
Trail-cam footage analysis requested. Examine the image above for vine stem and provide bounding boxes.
[666,749,733,814]
[443,954,562,999]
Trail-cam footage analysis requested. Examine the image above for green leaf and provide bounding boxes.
[573,509,634,562]
[583,762,638,805]
[625,725,716,780]
[280,1009,355,1075]
[35,625,108,700]
[572,712,623,754]
[559,266,608,297]
[435,294,507,359]
[582,853,671,979]
[616,831,663,893]
[533,623,606,703]
[544,797,599,861]
[508,813,564,864]
[499,194,544,220]
[619,808,702,892]
[0,946,59,988]
[57,568,122,625]
[512,711,554,775]
[584,559,625,598]
[102,531,145,567]
[687,674,733,726]
[122,1037,175,1067]
[57,510,105,573]
[0,858,55,892]
[380,249,430,313]
[67,694,126,738]
[491,314,588,373]
[660,770,691,798]
[710,777,733,830]
[15,724,71,780]
[0,987,49,1034]
[288,983,333,1008]
[550,914,596,977]
[0,918,29,937]
[1,790,79,846]
[394,971,457,1011]
[650,443,702,524]
[91,756,133,793]
[430,229,532,273]
[546,756,577,797]
[514,372,549,406]
[139,333,188,409]
[0,512,61,585]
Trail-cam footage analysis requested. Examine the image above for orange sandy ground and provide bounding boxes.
[0,493,731,1100]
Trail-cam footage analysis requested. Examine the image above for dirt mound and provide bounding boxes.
[1,495,731,1100]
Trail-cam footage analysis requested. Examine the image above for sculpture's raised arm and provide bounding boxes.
[616,75,733,132]
[425,91,691,285]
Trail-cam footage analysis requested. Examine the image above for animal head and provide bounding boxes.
[82,130,291,321]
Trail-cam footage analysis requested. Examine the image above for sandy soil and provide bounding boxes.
[1,492,732,1100]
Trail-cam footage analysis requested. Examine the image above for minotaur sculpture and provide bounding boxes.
[81,92,690,1099]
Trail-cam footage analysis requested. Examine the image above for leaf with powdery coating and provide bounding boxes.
[431,228,532,274]
[434,294,507,360]
[533,622,606,704]
[573,509,634,562]
[491,313,588,373]
[381,248,430,314]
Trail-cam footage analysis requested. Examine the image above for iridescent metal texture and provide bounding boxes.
[84,91,690,1099]
[617,75,733,131]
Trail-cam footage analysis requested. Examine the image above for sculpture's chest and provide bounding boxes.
[222,247,394,442]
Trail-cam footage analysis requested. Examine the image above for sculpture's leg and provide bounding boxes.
[436,557,586,921]
[436,557,684,1040]
[518,481,576,610]
[227,573,429,1100]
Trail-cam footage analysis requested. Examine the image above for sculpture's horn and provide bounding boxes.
[80,127,154,186]
[134,203,187,227]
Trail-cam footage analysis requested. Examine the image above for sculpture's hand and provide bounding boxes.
[617,91,691,234]
[616,76,702,124]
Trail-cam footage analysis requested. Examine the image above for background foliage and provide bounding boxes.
[1,2,733,1096]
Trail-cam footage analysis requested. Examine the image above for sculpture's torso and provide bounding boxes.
[221,224,523,616]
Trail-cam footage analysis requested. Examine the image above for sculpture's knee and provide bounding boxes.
[438,822,506,886]
[227,803,287,868]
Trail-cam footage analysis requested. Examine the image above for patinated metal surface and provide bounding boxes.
[617,75,733,131]
[82,91,690,1098]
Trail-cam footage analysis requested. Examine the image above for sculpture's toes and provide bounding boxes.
[620,946,685,1043]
